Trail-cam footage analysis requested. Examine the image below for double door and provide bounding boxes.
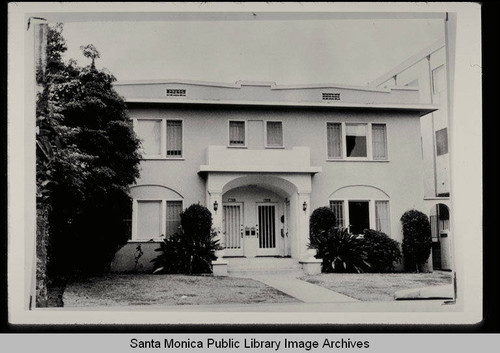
[222,202,280,257]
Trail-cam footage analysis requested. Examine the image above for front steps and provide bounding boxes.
[225,257,305,277]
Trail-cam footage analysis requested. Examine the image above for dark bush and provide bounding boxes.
[311,227,370,273]
[362,229,402,273]
[401,209,432,272]
[309,207,337,248]
[151,204,220,274]
[180,203,213,240]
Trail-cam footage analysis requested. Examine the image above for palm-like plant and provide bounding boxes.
[151,230,220,275]
[313,227,371,273]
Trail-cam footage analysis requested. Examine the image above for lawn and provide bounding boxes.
[301,271,452,302]
[63,274,299,307]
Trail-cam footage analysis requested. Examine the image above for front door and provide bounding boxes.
[222,203,243,256]
[257,203,279,256]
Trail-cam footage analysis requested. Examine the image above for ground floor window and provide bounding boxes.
[330,199,391,235]
[348,201,370,235]
[133,199,183,240]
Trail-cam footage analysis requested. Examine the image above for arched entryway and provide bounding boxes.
[429,203,451,270]
[222,185,289,257]
[205,173,311,261]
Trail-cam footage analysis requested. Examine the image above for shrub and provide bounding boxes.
[362,229,402,273]
[151,204,220,274]
[309,207,337,248]
[311,227,370,273]
[180,203,213,241]
[400,209,432,272]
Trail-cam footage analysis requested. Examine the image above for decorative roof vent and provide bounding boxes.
[322,92,341,101]
[166,89,186,97]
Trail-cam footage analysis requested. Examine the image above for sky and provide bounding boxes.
[60,18,444,86]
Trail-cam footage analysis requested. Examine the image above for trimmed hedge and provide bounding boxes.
[401,209,432,272]
[362,229,402,273]
[309,207,336,249]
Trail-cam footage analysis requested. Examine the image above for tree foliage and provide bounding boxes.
[400,209,432,272]
[36,24,141,286]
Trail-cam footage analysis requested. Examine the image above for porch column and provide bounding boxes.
[297,192,311,260]
[207,192,223,247]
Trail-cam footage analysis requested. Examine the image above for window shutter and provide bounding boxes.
[229,121,245,145]
[372,124,388,160]
[327,123,342,158]
[375,201,390,235]
[266,121,283,146]
[166,120,182,157]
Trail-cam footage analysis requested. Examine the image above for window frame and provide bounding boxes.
[264,120,285,149]
[133,117,184,160]
[131,198,183,242]
[227,119,247,148]
[329,198,391,236]
[326,121,389,162]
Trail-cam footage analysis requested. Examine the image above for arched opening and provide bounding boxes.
[429,203,451,270]
[220,176,297,258]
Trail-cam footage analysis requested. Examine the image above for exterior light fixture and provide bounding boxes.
[213,200,219,211]
[303,201,307,211]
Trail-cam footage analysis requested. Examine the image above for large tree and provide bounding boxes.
[36,24,141,306]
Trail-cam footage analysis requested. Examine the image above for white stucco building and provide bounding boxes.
[109,79,437,273]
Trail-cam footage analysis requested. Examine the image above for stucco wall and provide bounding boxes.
[128,104,424,247]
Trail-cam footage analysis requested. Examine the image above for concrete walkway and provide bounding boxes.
[244,274,359,303]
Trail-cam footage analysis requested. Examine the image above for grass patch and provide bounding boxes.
[63,274,299,307]
[301,272,452,301]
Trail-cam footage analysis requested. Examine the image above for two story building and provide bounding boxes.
[109,79,437,273]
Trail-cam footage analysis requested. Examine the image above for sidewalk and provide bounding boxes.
[246,274,358,303]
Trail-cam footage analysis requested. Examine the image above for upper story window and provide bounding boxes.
[346,123,367,157]
[229,120,246,147]
[327,122,388,161]
[436,128,448,156]
[266,121,284,147]
[135,118,183,159]
[166,89,186,97]
[372,124,388,160]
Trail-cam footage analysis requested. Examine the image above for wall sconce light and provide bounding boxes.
[303,201,307,212]
[213,200,219,212]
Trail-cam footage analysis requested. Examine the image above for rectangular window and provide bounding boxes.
[136,119,162,157]
[166,120,183,157]
[372,124,388,160]
[137,201,162,240]
[166,201,183,238]
[329,200,345,228]
[436,128,448,156]
[345,123,367,157]
[375,201,391,235]
[348,201,370,235]
[327,123,342,159]
[266,121,283,147]
[229,121,245,146]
